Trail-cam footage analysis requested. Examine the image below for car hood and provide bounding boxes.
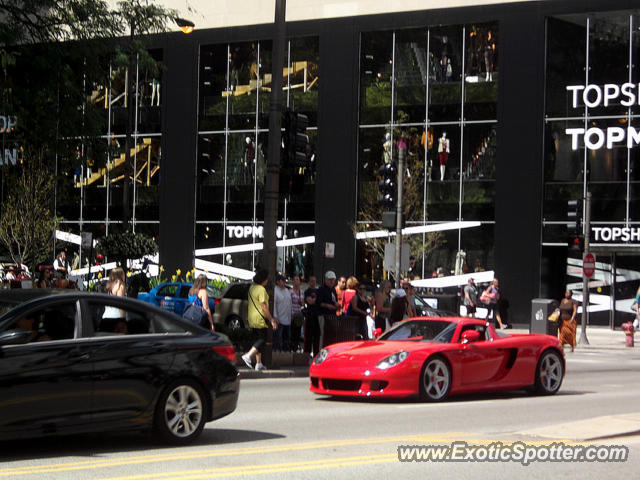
[323,340,446,368]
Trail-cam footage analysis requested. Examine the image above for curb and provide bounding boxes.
[238,366,310,379]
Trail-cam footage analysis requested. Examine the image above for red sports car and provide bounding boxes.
[309,317,564,401]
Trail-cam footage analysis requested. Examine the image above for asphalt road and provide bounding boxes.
[2,347,640,479]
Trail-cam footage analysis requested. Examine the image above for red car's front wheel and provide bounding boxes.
[419,356,451,402]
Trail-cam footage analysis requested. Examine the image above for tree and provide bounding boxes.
[96,229,157,271]
[0,149,59,272]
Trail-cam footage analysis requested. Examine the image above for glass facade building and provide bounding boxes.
[3,0,640,326]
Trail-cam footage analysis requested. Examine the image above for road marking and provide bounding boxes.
[97,454,399,480]
[0,434,470,477]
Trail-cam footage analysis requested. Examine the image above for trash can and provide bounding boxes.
[530,298,559,336]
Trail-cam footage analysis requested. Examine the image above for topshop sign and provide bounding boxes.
[565,83,640,150]
[591,226,640,245]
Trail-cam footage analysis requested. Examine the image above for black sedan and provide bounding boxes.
[0,290,239,443]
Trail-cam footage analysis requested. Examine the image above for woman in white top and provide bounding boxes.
[102,267,126,329]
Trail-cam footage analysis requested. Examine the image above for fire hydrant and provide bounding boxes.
[621,322,634,347]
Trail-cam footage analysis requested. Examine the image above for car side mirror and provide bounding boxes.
[460,330,481,344]
[0,329,33,346]
[373,328,383,339]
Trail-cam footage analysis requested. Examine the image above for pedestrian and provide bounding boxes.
[463,277,478,317]
[290,275,305,352]
[558,289,577,352]
[53,251,70,277]
[390,288,408,325]
[335,276,347,316]
[5,265,17,282]
[188,274,214,331]
[242,269,278,371]
[303,275,321,357]
[100,267,126,331]
[347,282,370,339]
[274,274,292,351]
[317,270,340,317]
[374,280,392,330]
[481,278,506,329]
[341,276,358,314]
[402,279,416,317]
[633,284,640,329]
[36,267,53,289]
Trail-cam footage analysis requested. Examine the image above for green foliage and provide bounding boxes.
[0,149,59,272]
[97,230,158,268]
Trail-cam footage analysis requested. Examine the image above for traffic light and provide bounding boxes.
[283,111,310,168]
[567,198,583,251]
[378,161,397,208]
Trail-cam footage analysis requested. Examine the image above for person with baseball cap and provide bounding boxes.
[317,270,340,318]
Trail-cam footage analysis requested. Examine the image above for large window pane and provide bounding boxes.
[429,26,463,122]
[461,124,497,220]
[464,23,498,121]
[546,17,587,119]
[199,44,229,132]
[360,31,394,125]
[394,28,427,125]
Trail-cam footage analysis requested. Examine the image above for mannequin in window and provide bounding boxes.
[438,132,450,181]
[484,31,495,82]
[383,132,392,164]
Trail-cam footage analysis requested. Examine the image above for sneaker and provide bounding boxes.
[501,324,508,330]
[255,363,267,371]
[241,354,252,368]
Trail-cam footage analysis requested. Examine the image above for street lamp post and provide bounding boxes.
[263,0,287,367]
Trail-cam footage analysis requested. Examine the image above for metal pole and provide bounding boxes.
[394,142,404,285]
[122,21,136,229]
[578,191,590,345]
[263,0,286,366]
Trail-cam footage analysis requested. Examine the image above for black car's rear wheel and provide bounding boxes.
[533,349,564,395]
[419,356,451,402]
[154,379,207,444]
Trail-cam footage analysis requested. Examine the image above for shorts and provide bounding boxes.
[251,327,268,353]
[465,304,476,314]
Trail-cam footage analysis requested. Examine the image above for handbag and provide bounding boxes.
[183,303,209,327]
[479,290,491,304]
[547,308,560,323]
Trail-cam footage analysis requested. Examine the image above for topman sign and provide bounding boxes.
[565,83,640,150]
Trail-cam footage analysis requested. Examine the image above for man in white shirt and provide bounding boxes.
[53,251,70,277]
[274,274,292,351]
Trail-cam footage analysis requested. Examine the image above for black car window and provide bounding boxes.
[225,284,249,299]
[87,301,150,336]
[7,302,77,343]
[151,312,194,334]
[157,284,178,297]
[179,285,191,298]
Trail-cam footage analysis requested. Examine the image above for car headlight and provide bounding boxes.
[376,351,409,370]
[314,348,329,365]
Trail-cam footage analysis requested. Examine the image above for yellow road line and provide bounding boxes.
[0,433,471,476]
[98,454,398,480]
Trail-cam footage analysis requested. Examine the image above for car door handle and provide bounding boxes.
[67,351,90,361]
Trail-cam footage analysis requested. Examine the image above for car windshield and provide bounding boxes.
[379,320,457,343]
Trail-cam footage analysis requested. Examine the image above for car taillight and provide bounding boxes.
[212,345,236,364]
[214,298,221,306]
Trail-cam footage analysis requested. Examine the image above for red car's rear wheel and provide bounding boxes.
[419,356,451,402]
[534,349,564,395]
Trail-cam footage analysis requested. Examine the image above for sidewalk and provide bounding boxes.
[511,324,636,350]
[237,325,638,379]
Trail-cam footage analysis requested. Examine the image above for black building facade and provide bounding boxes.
[5,0,640,326]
